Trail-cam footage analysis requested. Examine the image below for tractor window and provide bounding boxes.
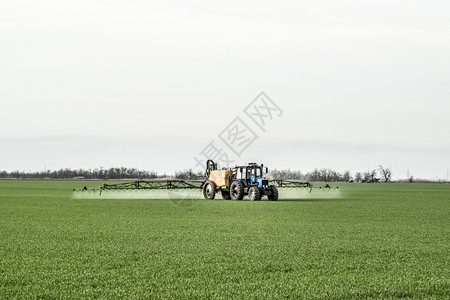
[236,168,243,180]
[246,167,261,178]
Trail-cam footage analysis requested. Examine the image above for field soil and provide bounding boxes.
[0,181,449,299]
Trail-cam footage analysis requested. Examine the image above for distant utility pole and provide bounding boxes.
[447,169,449,182]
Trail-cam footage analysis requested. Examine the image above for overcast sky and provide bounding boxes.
[1,0,449,180]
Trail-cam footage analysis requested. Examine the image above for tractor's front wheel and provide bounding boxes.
[268,186,279,201]
[203,180,216,199]
[248,186,262,201]
[230,181,244,200]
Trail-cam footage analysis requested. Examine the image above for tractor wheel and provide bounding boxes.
[221,190,231,200]
[230,181,244,200]
[203,180,216,199]
[268,186,279,201]
[248,186,262,201]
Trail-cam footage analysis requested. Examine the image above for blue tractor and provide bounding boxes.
[203,160,279,201]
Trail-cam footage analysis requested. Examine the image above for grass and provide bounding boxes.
[0,181,449,299]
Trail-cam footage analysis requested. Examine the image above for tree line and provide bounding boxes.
[0,167,159,180]
[269,165,392,182]
[0,165,392,182]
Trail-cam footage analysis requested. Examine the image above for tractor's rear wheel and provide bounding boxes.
[268,186,279,201]
[221,189,231,200]
[203,180,216,199]
[248,186,261,201]
[230,181,244,200]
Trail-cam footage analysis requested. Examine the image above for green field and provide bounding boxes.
[0,181,449,299]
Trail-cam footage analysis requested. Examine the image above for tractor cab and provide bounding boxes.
[233,163,269,189]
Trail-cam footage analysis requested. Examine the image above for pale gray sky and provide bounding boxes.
[1,1,449,179]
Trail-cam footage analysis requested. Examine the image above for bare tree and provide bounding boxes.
[363,170,378,182]
[378,165,392,183]
[342,170,352,182]
[371,169,378,181]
